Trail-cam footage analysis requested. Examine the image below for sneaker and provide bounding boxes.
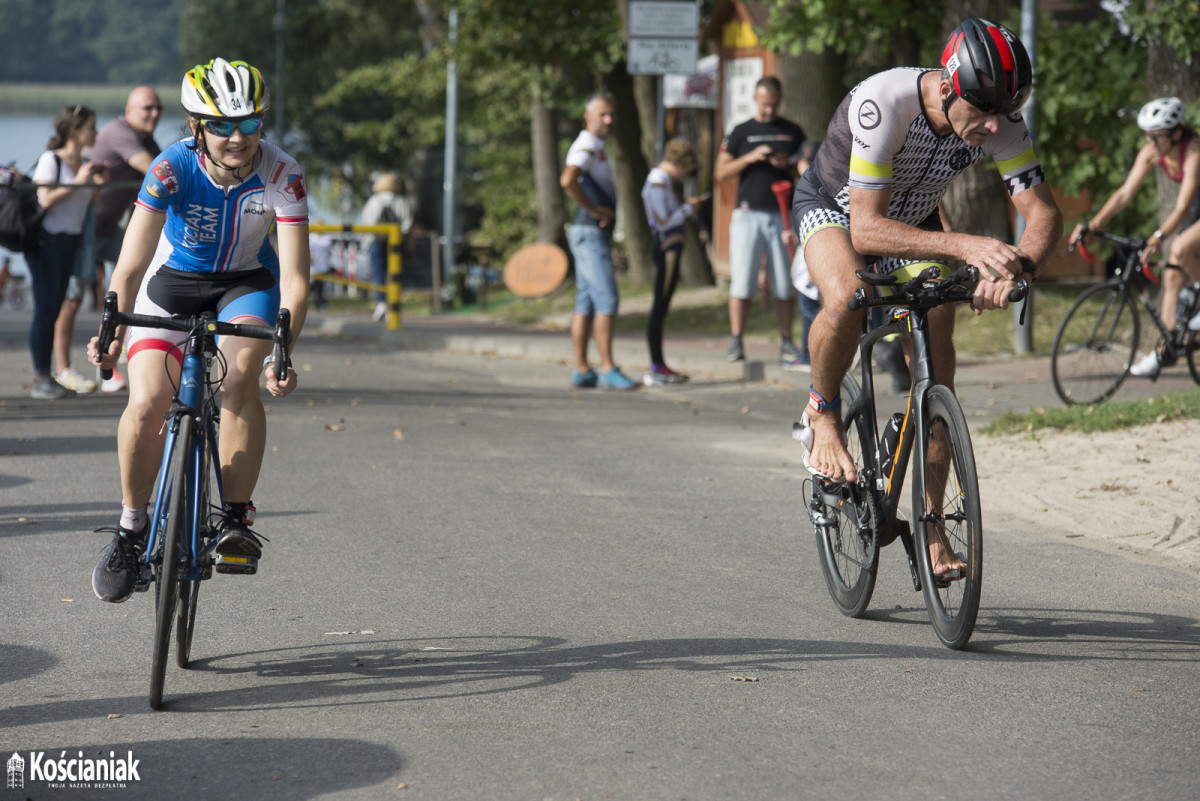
[213,503,264,575]
[781,356,811,373]
[643,365,690,386]
[598,366,640,391]
[92,526,148,603]
[571,368,598,389]
[56,366,97,394]
[726,336,745,362]
[372,301,387,322]
[780,339,801,362]
[1129,350,1163,378]
[30,376,74,400]
[1189,309,1200,331]
[99,368,127,393]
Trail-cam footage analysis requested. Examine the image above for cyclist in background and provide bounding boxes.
[89,58,310,603]
[793,19,1062,576]
[1067,97,1200,378]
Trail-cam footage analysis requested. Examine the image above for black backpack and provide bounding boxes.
[0,164,44,255]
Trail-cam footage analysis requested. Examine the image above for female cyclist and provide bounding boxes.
[89,58,310,602]
[1068,97,1200,378]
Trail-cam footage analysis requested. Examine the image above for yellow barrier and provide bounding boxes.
[309,222,403,330]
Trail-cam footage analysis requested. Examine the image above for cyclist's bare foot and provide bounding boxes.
[806,412,858,483]
[927,526,967,578]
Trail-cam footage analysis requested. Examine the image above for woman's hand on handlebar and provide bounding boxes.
[87,335,121,372]
[264,360,297,398]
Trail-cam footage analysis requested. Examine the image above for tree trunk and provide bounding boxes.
[530,87,567,248]
[776,48,849,137]
[634,74,659,168]
[674,107,714,286]
[603,69,654,284]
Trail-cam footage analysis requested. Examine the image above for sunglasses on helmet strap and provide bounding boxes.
[202,117,264,137]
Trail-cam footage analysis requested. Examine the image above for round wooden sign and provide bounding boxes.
[503,243,569,298]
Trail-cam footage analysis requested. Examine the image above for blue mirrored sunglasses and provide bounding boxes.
[203,117,264,137]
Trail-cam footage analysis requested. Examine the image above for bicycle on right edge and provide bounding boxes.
[800,263,1028,650]
[96,291,291,710]
[1051,227,1200,405]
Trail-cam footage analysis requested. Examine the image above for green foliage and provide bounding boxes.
[759,0,941,79]
[1033,9,1151,227]
[982,389,1200,434]
[0,0,184,84]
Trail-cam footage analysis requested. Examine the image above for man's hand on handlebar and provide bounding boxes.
[960,235,1024,281]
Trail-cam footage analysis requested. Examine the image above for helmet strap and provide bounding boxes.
[941,94,964,140]
[196,127,254,181]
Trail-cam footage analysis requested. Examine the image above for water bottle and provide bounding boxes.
[879,413,904,477]
[1176,285,1197,330]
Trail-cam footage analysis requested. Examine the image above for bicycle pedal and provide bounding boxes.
[214,554,257,575]
[134,567,153,592]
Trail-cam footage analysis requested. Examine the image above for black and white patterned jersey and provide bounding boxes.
[801,67,1046,225]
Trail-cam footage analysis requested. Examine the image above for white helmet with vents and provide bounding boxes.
[1137,97,1185,132]
[181,58,270,118]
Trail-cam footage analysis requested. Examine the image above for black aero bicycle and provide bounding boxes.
[96,291,291,710]
[1051,228,1200,405]
[802,264,1028,650]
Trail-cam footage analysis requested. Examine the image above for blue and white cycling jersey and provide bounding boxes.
[136,139,309,276]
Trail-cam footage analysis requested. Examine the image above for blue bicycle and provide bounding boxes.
[97,291,291,710]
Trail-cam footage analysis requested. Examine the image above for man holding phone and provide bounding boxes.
[715,76,806,367]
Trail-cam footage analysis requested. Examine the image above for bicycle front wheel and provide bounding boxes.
[150,415,193,709]
[914,386,982,650]
[1051,283,1138,405]
[812,375,879,617]
[177,436,212,669]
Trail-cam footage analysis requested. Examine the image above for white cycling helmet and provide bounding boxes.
[181,58,270,118]
[1137,97,1185,132]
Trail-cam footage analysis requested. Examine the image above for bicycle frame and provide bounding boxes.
[848,306,940,592]
[141,329,225,583]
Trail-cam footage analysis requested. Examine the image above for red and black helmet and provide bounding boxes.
[940,18,1032,115]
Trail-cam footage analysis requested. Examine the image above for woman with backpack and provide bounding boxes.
[28,104,106,399]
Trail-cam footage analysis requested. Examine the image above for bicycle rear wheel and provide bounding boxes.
[150,415,193,709]
[914,386,982,650]
[1051,283,1138,405]
[811,375,879,617]
[1186,330,1200,386]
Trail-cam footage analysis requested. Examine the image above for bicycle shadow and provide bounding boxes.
[151,634,971,713]
[866,605,1200,660]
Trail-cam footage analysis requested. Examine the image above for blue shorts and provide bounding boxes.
[127,264,279,362]
[729,207,794,301]
[568,224,618,316]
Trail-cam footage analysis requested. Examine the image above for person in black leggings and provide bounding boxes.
[641,139,707,386]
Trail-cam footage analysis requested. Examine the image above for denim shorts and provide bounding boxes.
[568,224,618,316]
[729,207,794,301]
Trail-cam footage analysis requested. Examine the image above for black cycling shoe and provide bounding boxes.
[92,525,149,603]
[213,502,265,575]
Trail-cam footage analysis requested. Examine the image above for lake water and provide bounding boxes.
[2,113,187,277]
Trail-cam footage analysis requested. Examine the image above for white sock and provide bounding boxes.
[120,503,149,534]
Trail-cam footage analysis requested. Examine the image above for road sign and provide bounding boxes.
[629,1,699,38]
[628,38,699,76]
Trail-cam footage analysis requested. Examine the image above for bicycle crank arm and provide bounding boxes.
[896,522,922,592]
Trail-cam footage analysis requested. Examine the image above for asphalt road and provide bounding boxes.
[2,305,1198,800]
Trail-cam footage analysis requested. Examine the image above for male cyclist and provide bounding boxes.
[793,19,1063,576]
[89,59,309,602]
